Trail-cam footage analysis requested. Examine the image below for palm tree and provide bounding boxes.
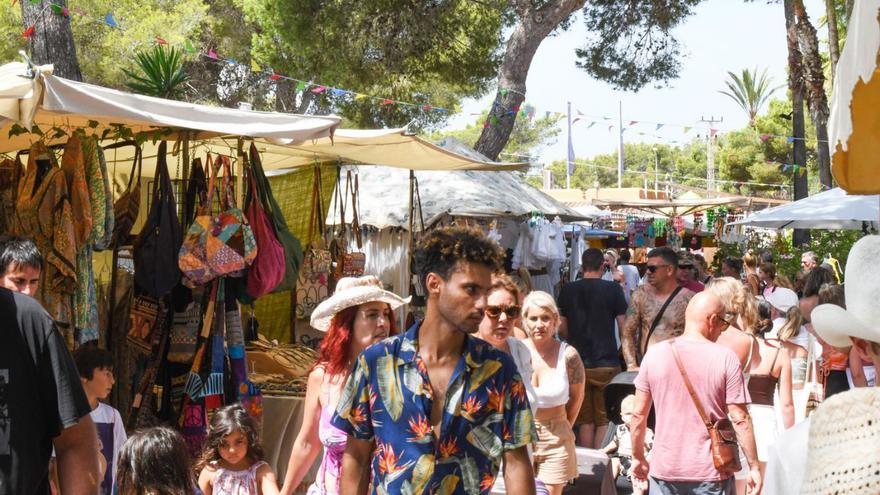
[719,68,781,126]
[123,45,189,100]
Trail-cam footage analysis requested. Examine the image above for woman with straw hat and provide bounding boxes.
[279,276,409,495]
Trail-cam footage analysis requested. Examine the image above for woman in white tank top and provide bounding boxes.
[522,291,585,495]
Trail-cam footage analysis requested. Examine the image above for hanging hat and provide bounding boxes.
[764,287,799,314]
[804,387,880,494]
[811,235,880,347]
[310,275,410,332]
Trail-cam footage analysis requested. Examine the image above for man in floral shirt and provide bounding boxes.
[333,226,536,495]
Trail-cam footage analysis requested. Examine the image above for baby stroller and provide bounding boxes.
[600,371,656,495]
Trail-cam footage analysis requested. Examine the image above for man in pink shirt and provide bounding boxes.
[628,291,762,495]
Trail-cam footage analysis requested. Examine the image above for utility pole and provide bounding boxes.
[566,101,573,189]
[617,101,624,188]
[699,116,723,196]
[652,146,659,195]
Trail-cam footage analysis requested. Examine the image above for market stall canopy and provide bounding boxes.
[0,62,340,148]
[591,196,751,217]
[728,188,879,230]
[828,0,880,193]
[0,62,528,175]
[325,166,590,230]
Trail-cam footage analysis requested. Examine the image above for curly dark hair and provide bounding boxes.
[196,404,264,473]
[803,266,836,298]
[413,226,504,288]
[117,427,195,495]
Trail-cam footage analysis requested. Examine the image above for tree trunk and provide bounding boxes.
[275,78,296,113]
[21,0,81,81]
[785,0,810,246]
[825,0,841,83]
[845,0,854,24]
[793,0,833,191]
[473,0,583,160]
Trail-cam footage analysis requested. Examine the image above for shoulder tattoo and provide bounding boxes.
[565,347,586,385]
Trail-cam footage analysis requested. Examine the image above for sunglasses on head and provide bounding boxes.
[485,305,521,319]
[646,264,670,273]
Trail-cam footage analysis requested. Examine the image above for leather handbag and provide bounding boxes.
[243,156,286,300]
[804,333,825,417]
[106,140,142,247]
[335,170,366,279]
[295,166,332,319]
[133,141,182,298]
[179,154,258,286]
[671,341,742,474]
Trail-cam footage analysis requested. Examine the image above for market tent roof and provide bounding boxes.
[728,188,880,230]
[0,62,527,174]
[591,196,751,217]
[828,0,880,193]
[325,165,590,230]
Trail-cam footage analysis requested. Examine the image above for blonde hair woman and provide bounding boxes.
[522,291,585,495]
[706,278,794,494]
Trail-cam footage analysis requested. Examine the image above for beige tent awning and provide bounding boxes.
[592,196,750,217]
[0,62,527,175]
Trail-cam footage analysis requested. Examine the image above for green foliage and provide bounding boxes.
[428,112,561,162]
[241,0,507,128]
[719,67,782,125]
[0,0,209,89]
[123,45,189,99]
[713,229,864,280]
[576,0,704,91]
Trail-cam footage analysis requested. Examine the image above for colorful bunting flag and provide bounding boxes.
[629,120,638,126]
[184,39,196,54]
[104,13,118,28]
[156,37,168,45]
[250,60,261,73]
[50,4,69,16]
[311,85,327,94]
[760,134,770,142]
[422,105,432,111]
[207,48,218,59]
[500,88,509,98]
[354,93,367,101]
[586,122,596,129]
[21,25,35,38]
[786,136,796,143]
[710,128,718,137]
[656,123,664,131]
[683,126,691,133]
[296,81,307,92]
[331,88,347,97]
[269,74,281,81]
[380,99,394,106]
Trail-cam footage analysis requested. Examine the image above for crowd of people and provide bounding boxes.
[2,226,879,495]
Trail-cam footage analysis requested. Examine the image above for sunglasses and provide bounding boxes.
[716,313,737,327]
[485,305,521,319]
[646,264,671,273]
[678,264,693,269]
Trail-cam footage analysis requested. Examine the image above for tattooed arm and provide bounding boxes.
[622,290,643,371]
[564,345,586,426]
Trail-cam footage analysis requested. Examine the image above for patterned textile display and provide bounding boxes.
[127,294,162,353]
[0,157,23,235]
[14,142,78,345]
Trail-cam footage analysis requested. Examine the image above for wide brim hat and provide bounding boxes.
[811,235,880,347]
[804,387,880,494]
[310,275,411,332]
[677,251,695,266]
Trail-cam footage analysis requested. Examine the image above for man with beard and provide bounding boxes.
[622,247,694,371]
[333,226,536,495]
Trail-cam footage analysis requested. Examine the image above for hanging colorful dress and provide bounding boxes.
[0,156,23,234]
[14,142,78,347]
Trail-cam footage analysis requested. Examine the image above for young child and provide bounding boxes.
[117,427,196,495]
[73,346,127,495]
[602,394,653,495]
[197,404,279,495]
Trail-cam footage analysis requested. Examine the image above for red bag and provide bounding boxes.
[245,160,286,299]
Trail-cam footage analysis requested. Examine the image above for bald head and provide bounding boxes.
[684,291,729,341]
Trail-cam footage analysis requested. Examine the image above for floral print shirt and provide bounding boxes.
[332,323,535,495]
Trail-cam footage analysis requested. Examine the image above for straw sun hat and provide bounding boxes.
[810,235,880,347]
[309,275,410,332]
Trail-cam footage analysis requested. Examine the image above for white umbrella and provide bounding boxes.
[728,188,879,229]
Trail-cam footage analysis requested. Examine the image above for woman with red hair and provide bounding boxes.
[279,276,408,495]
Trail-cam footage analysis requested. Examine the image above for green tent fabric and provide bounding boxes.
[252,163,337,343]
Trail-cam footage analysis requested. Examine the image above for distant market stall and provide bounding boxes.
[728,187,880,230]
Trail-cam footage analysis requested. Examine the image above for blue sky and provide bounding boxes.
[442,0,827,164]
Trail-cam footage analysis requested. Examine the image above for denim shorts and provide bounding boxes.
[649,476,735,495]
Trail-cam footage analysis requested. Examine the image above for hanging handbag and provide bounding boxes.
[243,157,286,300]
[106,141,142,247]
[335,170,366,279]
[127,293,162,353]
[179,281,219,456]
[295,166,332,320]
[224,289,263,419]
[127,300,171,429]
[671,341,742,474]
[249,143,303,290]
[804,333,825,417]
[167,297,202,364]
[133,141,183,298]
[179,155,258,286]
